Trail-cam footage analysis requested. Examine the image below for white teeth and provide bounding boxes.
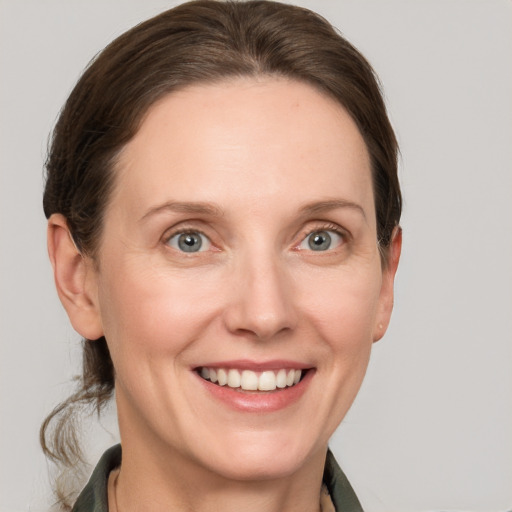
[217,368,228,386]
[227,369,241,388]
[258,371,276,391]
[276,369,287,388]
[199,367,305,391]
[241,370,258,390]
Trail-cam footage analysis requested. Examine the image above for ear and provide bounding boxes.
[373,227,402,342]
[47,214,104,340]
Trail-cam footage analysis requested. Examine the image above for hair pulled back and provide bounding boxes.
[42,0,401,507]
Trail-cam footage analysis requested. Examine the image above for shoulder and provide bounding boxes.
[72,444,122,512]
[323,448,364,512]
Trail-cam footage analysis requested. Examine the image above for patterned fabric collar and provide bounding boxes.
[72,444,363,512]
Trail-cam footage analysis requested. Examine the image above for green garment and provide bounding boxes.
[72,444,363,512]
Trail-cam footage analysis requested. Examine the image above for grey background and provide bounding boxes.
[1,1,511,511]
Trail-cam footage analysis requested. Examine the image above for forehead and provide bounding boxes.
[112,77,374,223]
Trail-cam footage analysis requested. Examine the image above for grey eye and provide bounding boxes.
[299,230,342,251]
[168,232,210,253]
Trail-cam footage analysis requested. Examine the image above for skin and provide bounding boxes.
[48,78,401,512]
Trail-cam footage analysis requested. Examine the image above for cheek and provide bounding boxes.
[299,264,383,347]
[96,259,224,364]
[293,265,382,436]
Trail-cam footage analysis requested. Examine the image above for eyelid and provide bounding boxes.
[163,226,206,240]
[163,226,213,253]
[160,221,349,252]
[161,219,211,242]
[294,222,349,250]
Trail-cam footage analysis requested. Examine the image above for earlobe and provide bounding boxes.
[373,226,402,342]
[47,214,104,340]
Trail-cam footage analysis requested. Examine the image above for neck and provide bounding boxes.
[114,437,327,512]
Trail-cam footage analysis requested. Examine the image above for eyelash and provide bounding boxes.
[163,222,348,253]
[164,227,212,253]
[295,223,347,252]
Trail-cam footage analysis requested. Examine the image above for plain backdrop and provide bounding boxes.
[1,1,511,511]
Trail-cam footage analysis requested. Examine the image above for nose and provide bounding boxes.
[222,252,298,341]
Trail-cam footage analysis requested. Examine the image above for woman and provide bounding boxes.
[42,1,401,511]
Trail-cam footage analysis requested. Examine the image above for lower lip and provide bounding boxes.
[196,370,314,413]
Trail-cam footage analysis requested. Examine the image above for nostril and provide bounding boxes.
[221,267,298,339]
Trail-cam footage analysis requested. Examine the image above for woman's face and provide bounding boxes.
[85,78,399,480]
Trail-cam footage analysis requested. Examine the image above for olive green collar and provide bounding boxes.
[72,444,363,512]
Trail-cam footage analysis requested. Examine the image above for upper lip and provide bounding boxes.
[193,359,312,372]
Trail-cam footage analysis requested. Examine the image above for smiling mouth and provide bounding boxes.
[197,367,306,392]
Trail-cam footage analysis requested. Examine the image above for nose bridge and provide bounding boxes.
[224,241,297,340]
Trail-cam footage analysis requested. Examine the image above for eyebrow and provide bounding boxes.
[298,199,367,221]
[139,198,366,222]
[139,201,224,222]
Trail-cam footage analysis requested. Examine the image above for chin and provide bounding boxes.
[196,430,323,481]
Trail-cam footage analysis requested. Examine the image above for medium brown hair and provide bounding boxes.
[42,0,401,507]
